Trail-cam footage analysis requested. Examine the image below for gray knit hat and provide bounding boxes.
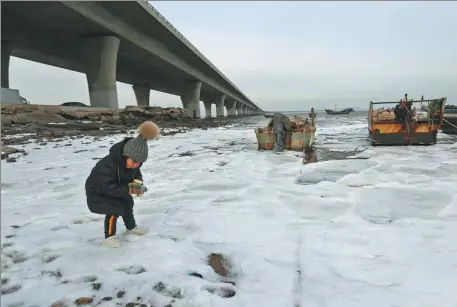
[122,121,160,163]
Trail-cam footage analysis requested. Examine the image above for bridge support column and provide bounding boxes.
[215,94,225,117]
[226,99,237,116]
[180,81,202,118]
[243,105,248,115]
[82,36,120,108]
[132,85,150,107]
[203,101,212,118]
[236,102,244,116]
[1,41,11,88]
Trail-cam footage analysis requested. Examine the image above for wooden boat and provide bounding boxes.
[255,109,316,152]
[441,105,457,134]
[368,95,447,146]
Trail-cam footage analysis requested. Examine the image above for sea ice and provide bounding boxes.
[1,117,456,307]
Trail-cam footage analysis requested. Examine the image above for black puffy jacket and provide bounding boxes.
[85,138,143,216]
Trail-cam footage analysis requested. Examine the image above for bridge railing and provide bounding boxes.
[141,1,259,110]
[142,1,209,65]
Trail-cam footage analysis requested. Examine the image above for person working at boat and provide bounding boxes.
[394,94,414,134]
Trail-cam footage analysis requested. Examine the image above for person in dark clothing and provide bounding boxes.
[85,121,160,248]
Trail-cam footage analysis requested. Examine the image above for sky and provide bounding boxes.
[7,1,457,111]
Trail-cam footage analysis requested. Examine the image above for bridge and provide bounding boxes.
[1,1,263,118]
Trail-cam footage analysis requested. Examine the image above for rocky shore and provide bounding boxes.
[1,104,248,141]
[0,104,254,161]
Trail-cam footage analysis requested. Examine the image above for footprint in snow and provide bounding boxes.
[72,216,103,225]
[3,250,28,264]
[51,225,68,231]
[0,284,22,295]
[116,265,147,275]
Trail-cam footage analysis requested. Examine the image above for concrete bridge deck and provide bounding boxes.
[1,1,262,117]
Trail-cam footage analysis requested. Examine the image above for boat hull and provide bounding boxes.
[255,128,316,151]
[325,109,354,115]
[369,122,439,145]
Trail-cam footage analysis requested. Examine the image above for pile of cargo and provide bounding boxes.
[413,110,429,121]
[372,107,396,121]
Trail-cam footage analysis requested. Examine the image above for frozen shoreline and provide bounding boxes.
[1,115,457,307]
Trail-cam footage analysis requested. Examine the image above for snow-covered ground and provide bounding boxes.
[1,116,457,307]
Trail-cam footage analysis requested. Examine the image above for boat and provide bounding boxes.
[255,108,316,152]
[264,113,273,118]
[441,104,457,134]
[368,94,447,146]
[325,105,354,115]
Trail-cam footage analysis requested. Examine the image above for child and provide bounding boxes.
[85,121,160,248]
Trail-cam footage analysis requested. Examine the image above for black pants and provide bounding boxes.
[104,203,136,238]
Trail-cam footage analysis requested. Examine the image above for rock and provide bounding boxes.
[34,112,67,125]
[123,106,155,118]
[0,144,24,154]
[6,157,16,163]
[1,114,13,126]
[1,153,9,160]
[58,111,88,120]
[107,115,123,125]
[117,290,126,298]
[208,253,231,277]
[74,297,93,305]
[10,114,33,125]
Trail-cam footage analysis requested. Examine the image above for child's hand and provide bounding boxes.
[129,181,147,196]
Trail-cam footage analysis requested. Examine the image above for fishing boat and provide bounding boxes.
[368,95,447,146]
[441,104,457,134]
[325,105,354,115]
[255,108,316,152]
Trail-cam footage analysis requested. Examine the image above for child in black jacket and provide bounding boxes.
[85,121,160,248]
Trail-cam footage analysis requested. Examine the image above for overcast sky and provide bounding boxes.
[8,1,457,111]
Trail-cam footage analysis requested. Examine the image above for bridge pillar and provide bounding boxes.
[180,81,202,118]
[236,102,244,116]
[1,41,11,88]
[82,36,120,108]
[132,84,150,107]
[215,94,225,117]
[203,101,212,118]
[226,99,237,116]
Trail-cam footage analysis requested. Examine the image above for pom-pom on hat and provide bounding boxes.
[122,121,160,163]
